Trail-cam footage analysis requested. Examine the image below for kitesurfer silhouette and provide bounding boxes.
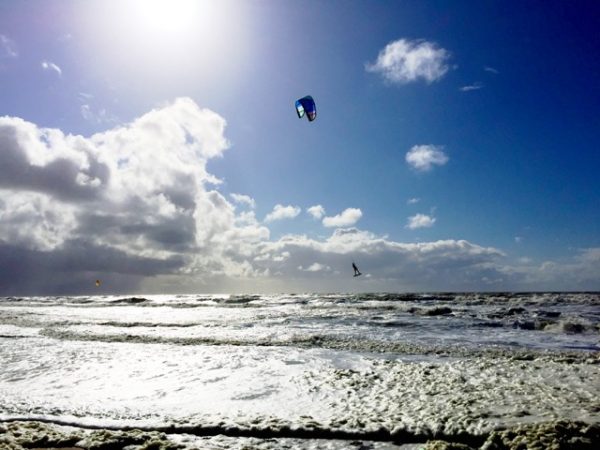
[352,262,361,277]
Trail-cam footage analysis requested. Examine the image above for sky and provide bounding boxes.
[0,0,599,294]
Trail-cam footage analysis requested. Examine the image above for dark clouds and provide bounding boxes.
[0,99,231,294]
[0,120,108,201]
[0,241,183,295]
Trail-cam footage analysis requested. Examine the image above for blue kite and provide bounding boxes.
[295,95,316,122]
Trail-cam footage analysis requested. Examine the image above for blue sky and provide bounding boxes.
[0,0,598,294]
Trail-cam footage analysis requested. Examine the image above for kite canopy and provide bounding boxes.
[295,95,316,121]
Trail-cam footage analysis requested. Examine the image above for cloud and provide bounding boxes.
[406,145,449,171]
[1,98,597,293]
[230,193,255,209]
[264,204,301,222]
[484,66,499,74]
[41,60,62,76]
[307,204,325,219]
[322,208,362,228]
[0,241,182,295]
[366,38,450,84]
[245,228,509,291]
[80,104,118,125]
[406,213,436,230]
[0,98,273,294]
[0,34,17,58]
[0,117,108,202]
[300,262,331,272]
[407,198,420,205]
[459,82,483,92]
[495,248,600,291]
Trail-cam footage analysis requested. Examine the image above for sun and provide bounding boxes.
[133,0,200,34]
[79,0,249,92]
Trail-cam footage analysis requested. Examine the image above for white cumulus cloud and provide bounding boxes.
[307,204,325,219]
[322,208,362,228]
[264,204,301,222]
[0,97,273,293]
[231,193,255,209]
[406,145,448,171]
[406,213,436,230]
[366,38,450,84]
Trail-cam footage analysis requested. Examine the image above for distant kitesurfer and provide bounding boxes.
[352,262,361,277]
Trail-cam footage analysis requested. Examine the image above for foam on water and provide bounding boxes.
[1,293,598,352]
[0,293,599,448]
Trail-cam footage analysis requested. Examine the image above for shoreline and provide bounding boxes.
[2,418,599,449]
[2,293,598,449]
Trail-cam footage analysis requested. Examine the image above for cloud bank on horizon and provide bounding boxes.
[1,98,598,294]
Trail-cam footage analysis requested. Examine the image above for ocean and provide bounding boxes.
[1,292,599,449]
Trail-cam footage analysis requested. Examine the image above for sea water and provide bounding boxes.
[1,293,599,449]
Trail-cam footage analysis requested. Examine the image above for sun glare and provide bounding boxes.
[78,0,250,93]
[133,0,200,34]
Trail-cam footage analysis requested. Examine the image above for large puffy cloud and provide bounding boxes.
[366,38,450,84]
[0,98,267,294]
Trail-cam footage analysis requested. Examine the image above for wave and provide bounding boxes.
[2,292,599,309]
[407,306,454,316]
[544,319,600,334]
[0,417,486,448]
[1,418,598,450]
[37,327,599,362]
[109,297,149,304]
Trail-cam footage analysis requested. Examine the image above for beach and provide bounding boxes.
[1,293,599,449]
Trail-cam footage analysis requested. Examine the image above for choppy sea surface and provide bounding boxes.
[1,292,599,449]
